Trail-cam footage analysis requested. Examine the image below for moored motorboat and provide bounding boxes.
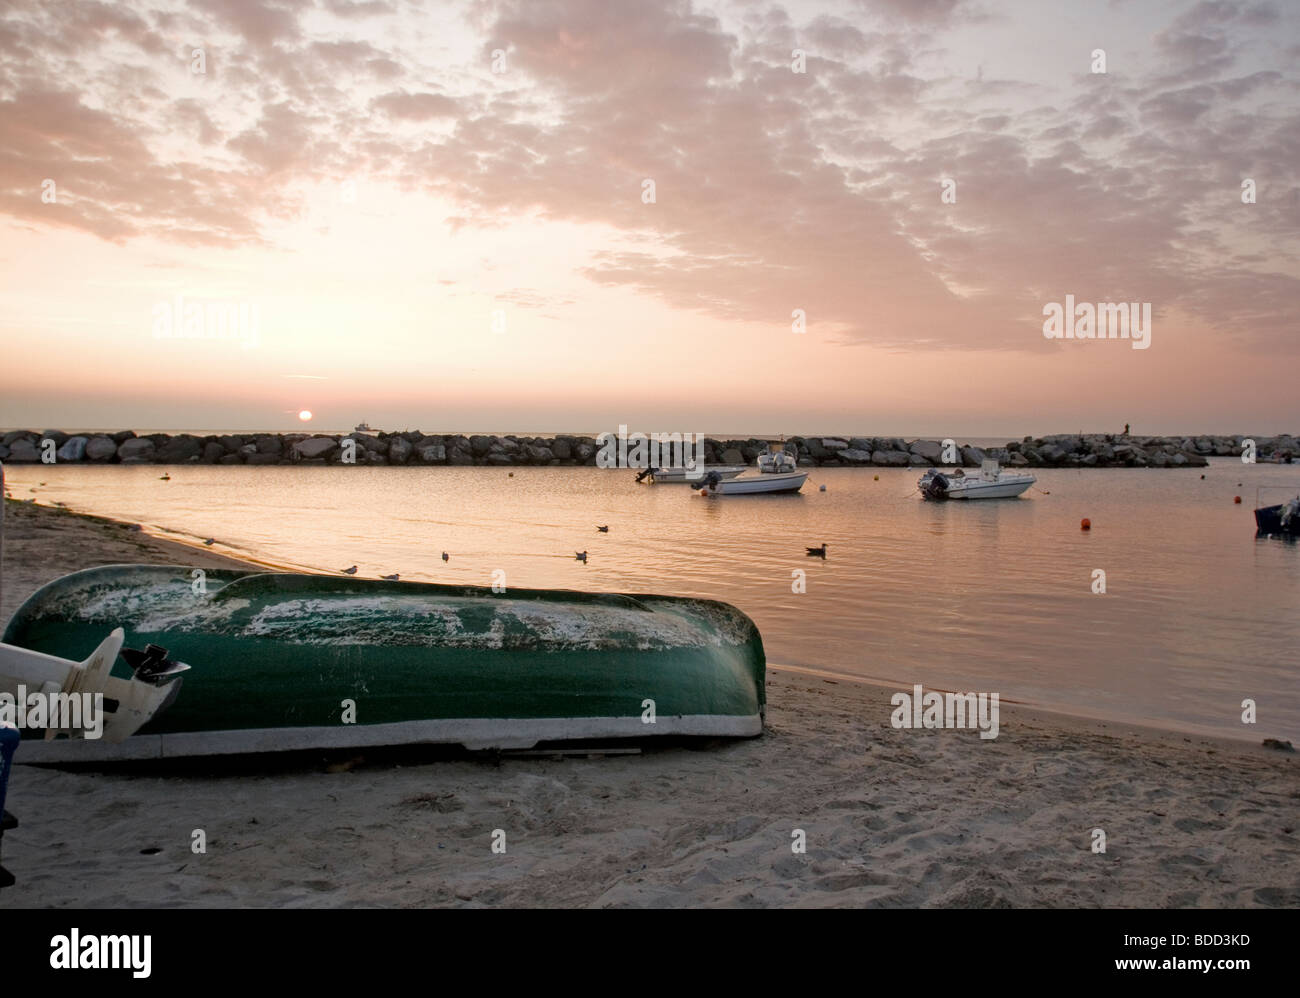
[694,442,808,496]
[2,566,767,762]
[637,465,746,483]
[919,460,1035,500]
[696,471,807,495]
[1254,489,1300,537]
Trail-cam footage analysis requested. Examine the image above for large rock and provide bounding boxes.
[839,448,873,464]
[871,449,911,466]
[960,445,986,468]
[295,437,337,460]
[85,436,118,461]
[157,436,203,462]
[552,438,572,460]
[247,452,281,465]
[218,435,244,453]
[721,448,744,465]
[821,438,849,450]
[1039,444,1067,463]
[909,439,945,463]
[6,439,40,462]
[470,435,494,457]
[56,436,88,461]
[42,430,69,447]
[117,438,156,461]
[525,444,554,464]
[388,437,412,464]
[202,442,225,463]
[2,430,34,447]
[416,444,446,463]
[255,435,283,454]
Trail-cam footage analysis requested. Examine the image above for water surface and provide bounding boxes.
[6,460,1298,740]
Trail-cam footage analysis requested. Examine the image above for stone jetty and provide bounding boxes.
[0,430,1295,469]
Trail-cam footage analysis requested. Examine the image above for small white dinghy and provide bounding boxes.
[0,460,188,748]
[0,630,188,744]
[919,459,1035,500]
[638,465,746,483]
[695,442,808,496]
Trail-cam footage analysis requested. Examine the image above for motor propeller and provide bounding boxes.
[119,644,190,685]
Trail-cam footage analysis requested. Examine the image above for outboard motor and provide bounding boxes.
[692,471,722,492]
[120,643,189,685]
[922,472,950,500]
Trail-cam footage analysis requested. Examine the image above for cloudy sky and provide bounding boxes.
[1,0,1296,436]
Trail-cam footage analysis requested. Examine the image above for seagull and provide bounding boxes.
[575,551,588,563]
[806,543,827,558]
[341,565,358,575]
[441,551,450,562]
[381,573,400,581]
[203,538,216,546]
[596,525,609,532]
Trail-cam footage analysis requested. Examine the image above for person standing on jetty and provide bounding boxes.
[1124,423,1130,435]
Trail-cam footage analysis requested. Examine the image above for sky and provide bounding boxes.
[1,0,1297,437]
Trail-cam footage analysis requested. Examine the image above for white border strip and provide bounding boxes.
[14,713,763,764]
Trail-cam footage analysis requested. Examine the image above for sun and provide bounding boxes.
[298,410,313,421]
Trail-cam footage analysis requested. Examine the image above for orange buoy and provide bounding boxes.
[873,475,879,480]
[1080,518,1091,530]
[1233,495,1241,504]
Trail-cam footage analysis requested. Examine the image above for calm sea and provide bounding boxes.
[5,460,1298,741]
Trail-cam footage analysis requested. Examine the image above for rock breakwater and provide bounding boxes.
[1,430,1295,469]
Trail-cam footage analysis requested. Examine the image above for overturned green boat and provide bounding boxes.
[3,565,766,762]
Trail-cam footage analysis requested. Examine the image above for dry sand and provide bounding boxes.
[2,500,1297,907]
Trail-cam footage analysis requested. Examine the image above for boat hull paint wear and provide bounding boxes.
[3,566,767,761]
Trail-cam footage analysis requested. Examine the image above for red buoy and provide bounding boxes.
[1080,518,1091,530]
[1234,496,1241,504]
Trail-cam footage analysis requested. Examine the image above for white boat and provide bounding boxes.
[640,465,746,483]
[0,630,188,744]
[354,421,374,433]
[0,460,187,746]
[698,472,807,495]
[919,460,1035,500]
[696,443,807,495]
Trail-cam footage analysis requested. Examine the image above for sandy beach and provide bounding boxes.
[1,500,1297,908]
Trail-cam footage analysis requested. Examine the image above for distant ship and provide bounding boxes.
[354,421,374,433]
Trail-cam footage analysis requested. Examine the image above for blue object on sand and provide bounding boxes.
[0,723,18,889]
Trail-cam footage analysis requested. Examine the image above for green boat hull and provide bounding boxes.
[3,566,765,761]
